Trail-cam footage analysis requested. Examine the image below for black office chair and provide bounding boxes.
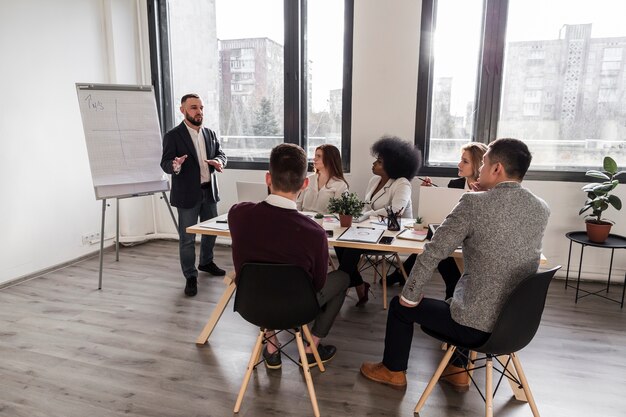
[233,263,325,417]
[414,266,561,417]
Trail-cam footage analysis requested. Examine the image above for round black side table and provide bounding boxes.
[565,231,626,308]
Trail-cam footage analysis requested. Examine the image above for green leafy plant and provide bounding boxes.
[414,216,423,224]
[579,156,625,224]
[314,213,324,219]
[327,192,365,217]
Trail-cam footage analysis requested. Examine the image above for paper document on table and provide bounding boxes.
[336,226,384,243]
[396,228,427,242]
[198,221,229,231]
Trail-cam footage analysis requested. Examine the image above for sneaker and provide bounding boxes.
[198,262,226,276]
[360,362,407,389]
[301,344,337,368]
[262,345,282,369]
[184,277,197,296]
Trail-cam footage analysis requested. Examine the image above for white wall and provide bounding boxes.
[0,0,149,285]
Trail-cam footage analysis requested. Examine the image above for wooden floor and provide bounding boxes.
[1,240,625,417]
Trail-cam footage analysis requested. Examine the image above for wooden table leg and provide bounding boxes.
[328,257,337,271]
[195,274,236,345]
[382,258,388,309]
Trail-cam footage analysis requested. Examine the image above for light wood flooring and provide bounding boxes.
[1,240,625,417]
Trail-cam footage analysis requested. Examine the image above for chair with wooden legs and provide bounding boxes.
[358,251,408,309]
[415,266,561,417]
[233,263,325,417]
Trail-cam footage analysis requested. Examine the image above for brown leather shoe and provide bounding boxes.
[440,363,470,392]
[360,362,407,389]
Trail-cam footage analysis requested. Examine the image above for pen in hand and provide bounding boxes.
[418,177,438,187]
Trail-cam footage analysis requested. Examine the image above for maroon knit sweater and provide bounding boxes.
[228,201,329,291]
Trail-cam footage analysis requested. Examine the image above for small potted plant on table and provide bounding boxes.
[313,213,325,226]
[579,156,624,243]
[327,192,365,227]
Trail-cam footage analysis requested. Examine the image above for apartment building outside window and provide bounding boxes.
[149,0,353,170]
[416,0,626,180]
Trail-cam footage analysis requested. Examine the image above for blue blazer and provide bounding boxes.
[160,122,227,209]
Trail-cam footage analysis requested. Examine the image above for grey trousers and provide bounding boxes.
[311,270,350,338]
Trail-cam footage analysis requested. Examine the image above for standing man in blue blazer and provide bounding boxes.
[161,93,227,296]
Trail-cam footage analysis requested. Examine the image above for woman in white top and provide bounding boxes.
[336,136,421,306]
[297,144,349,213]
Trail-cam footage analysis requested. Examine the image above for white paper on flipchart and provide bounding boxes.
[77,86,166,187]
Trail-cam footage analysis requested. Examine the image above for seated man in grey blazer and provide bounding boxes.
[360,138,550,391]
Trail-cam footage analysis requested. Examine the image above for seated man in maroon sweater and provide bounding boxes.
[228,143,350,369]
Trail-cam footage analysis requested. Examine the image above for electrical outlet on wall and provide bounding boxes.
[81,233,101,245]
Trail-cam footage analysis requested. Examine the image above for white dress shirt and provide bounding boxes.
[184,122,210,184]
[265,194,298,210]
[297,174,349,213]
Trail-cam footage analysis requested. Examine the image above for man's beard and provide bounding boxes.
[185,113,202,126]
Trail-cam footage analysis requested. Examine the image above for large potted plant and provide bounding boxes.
[579,156,624,243]
[327,192,365,227]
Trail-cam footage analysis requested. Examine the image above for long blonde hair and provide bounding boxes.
[461,142,488,180]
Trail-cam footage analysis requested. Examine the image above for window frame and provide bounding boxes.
[147,0,353,172]
[415,0,598,182]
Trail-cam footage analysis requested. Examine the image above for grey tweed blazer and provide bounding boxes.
[402,181,550,333]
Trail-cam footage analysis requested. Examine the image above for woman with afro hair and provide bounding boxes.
[336,135,421,307]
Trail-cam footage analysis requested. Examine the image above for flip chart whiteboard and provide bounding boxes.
[76,83,169,199]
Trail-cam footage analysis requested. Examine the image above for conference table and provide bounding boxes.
[187,214,546,344]
[187,214,446,344]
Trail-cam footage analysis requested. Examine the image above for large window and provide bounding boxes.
[306,0,347,159]
[416,0,626,180]
[149,0,353,170]
[424,0,483,166]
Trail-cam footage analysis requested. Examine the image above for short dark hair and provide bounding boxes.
[181,93,200,104]
[371,135,421,180]
[487,138,532,180]
[269,144,308,193]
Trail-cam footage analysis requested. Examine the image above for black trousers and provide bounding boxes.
[399,254,460,299]
[382,296,490,371]
[334,247,365,287]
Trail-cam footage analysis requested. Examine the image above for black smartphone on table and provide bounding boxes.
[379,236,394,245]
[326,230,334,237]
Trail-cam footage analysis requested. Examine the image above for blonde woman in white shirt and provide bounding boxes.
[297,144,349,213]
